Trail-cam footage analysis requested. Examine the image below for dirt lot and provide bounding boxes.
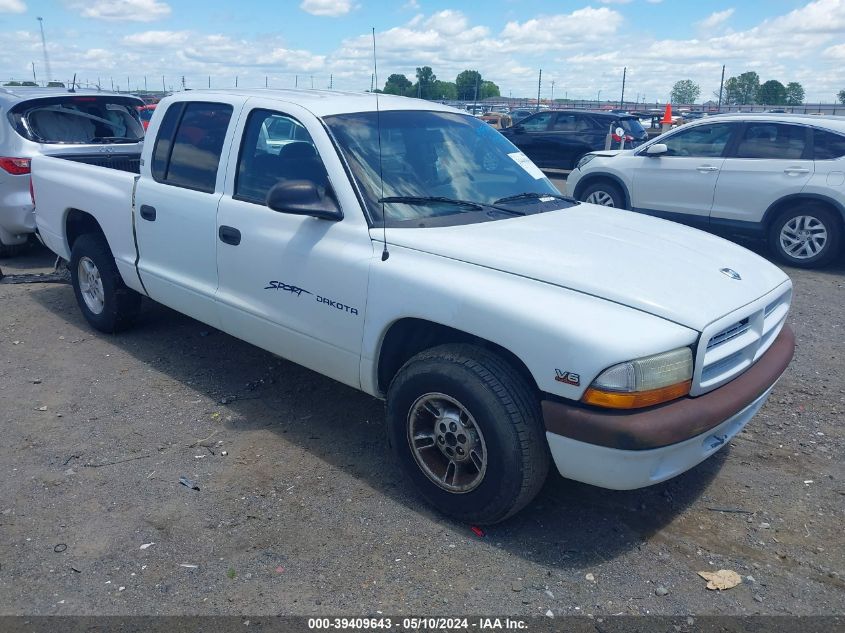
[0,238,843,617]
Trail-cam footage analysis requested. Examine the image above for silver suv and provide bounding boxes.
[566,113,845,268]
[0,87,144,257]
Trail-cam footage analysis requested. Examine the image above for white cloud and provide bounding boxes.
[697,8,735,29]
[122,30,190,46]
[300,0,354,17]
[0,0,26,13]
[72,0,171,22]
[501,7,624,51]
[598,0,632,4]
[402,0,420,9]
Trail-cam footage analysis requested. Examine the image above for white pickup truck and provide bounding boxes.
[32,90,795,524]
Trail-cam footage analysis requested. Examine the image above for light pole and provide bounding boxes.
[597,89,602,108]
[37,17,52,85]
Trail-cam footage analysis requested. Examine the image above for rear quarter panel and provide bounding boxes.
[31,154,142,291]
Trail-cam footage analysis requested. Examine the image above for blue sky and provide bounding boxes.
[0,0,843,101]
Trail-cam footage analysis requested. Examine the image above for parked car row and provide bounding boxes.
[567,113,845,268]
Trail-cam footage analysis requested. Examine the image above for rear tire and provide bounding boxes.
[767,204,841,268]
[580,181,625,208]
[387,344,549,524]
[69,233,141,333]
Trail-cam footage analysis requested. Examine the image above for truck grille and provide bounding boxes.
[691,286,791,395]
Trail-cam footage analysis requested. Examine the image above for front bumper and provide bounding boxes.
[541,324,794,489]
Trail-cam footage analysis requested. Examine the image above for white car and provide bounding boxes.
[32,90,794,524]
[567,113,845,268]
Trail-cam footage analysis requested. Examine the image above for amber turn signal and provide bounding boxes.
[582,380,692,409]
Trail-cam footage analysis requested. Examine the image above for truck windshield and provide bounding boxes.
[324,110,560,225]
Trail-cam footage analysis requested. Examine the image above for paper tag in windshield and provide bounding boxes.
[508,152,545,180]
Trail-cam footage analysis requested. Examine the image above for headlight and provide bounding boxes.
[576,154,597,170]
[582,347,693,409]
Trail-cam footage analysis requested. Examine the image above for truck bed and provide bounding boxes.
[57,152,141,174]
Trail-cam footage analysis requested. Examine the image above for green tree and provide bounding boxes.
[383,73,411,96]
[3,81,22,86]
[455,70,482,100]
[480,80,500,99]
[838,89,845,104]
[432,80,457,100]
[784,82,804,105]
[413,66,436,99]
[757,79,787,105]
[724,71,760,105]
[670,79,701,104]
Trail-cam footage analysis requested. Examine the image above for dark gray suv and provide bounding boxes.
[500,109,648,171]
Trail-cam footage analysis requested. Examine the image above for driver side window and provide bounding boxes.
[661,123,734,157]
[235,109,332,205]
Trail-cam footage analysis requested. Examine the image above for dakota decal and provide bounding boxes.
[264,281,358,316]
[554,369,580,386]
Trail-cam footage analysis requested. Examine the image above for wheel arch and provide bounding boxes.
[572,172,631,209]
[65,208,107,252]
[762,194,845,231]
[376,317,539,398]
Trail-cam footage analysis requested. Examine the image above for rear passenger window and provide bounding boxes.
[813,129,845,160]
[151,104,182,182]
[735,123,807,159]
[152,102,233,193]
[235,109,331,205]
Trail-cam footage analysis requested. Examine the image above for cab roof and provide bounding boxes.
[161,88,458,117]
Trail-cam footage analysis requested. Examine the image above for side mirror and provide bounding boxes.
[644,143,668,157]
[266,180,341,221]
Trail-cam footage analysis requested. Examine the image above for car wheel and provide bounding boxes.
[580,181,625,208]
[387,344,549,525]
[767,204,842,268]
[70,233,142,333]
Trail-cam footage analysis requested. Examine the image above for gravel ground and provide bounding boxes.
[0,237,843,617]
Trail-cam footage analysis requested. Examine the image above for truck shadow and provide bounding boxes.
[33,285,730,570]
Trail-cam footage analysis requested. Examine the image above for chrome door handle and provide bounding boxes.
[697,165,719,172]
[784,167,810,175]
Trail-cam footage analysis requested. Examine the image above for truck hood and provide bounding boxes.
[383,204,789,332]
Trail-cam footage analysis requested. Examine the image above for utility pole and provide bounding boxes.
[144,76,147,92]
[37,17,52,84]
[551,80,555,103]
[265,76,268,88]
[718,64,725,112]
[597,89,601,108]
[235,75,238,88]
[536,69,542,112]
[311,75,314,89]
[162,75,166,93]
[329,74,332,90]
[31,61,36,83]
[296,75,299,88]
[369,73,373,92]
[127,76,131,92]
[208,76,211,88]
[620,66,627,108]
[181,75,186,90]
[110,77,114,91]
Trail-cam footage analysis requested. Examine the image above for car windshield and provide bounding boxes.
[11,96,144,144]
[620,118,647,136]
[324,110,560,225]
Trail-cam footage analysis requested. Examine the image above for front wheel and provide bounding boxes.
[767,204,841,268]
[70,233,142,333]
[387,344,549,524]
[580,181,625,208]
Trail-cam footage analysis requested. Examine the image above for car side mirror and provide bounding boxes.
[266,180,341,221]
[644,143,668,156]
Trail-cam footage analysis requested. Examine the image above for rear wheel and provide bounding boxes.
[767,204,841,268]
[387,344,549,524]
[580,181,625,208]
[70,233,141,332]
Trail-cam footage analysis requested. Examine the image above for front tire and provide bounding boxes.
[387,344,549,524]
[767,204,841,268]
[580,180,625,208]
[69,233,141,333]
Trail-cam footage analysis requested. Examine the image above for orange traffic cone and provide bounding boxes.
[661,103,673,124]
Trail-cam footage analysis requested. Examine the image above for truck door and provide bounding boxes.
[214,106,373,389]
[134,100,238,325]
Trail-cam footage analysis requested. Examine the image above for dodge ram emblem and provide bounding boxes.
[720,268,742,280]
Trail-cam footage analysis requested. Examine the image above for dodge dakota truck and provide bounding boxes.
[32,90,795,524]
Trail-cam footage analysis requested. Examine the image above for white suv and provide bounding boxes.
[566,114,845,268]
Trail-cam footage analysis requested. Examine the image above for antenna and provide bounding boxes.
[372,27,389,262]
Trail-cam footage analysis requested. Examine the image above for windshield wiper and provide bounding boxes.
[378,196,484,210]
[494,192,577,205]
